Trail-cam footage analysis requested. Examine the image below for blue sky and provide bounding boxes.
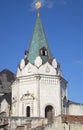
[0,0,83,103]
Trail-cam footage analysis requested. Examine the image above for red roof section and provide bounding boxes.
[61,115,83,123]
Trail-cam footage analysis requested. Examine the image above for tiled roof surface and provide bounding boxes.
[61,115,83,123]
[27,14,52,64]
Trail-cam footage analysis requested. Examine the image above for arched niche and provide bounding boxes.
[45,105,54,123]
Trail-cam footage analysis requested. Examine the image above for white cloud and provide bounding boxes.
[30,0,54,10]
[55,0,68,5]
[75,60,83,65]
[41,0,54,8]
[30,0,71,11]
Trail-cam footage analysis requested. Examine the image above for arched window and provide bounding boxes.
[26,106,30,117]
[40,47,48,56]
[45,105,54,123]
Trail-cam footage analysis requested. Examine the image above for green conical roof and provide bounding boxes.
[27,13,52,64]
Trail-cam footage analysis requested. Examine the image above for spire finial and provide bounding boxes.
[35,1,42,17]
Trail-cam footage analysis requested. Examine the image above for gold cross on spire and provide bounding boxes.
[35,1,42,17]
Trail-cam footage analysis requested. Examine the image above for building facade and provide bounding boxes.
[0,2,83,130]
[11,11,68,118]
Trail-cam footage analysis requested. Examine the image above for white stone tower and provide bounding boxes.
[11,1,68,118]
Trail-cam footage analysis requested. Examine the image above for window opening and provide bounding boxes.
[40,47,48,56]
[26,106,30,117]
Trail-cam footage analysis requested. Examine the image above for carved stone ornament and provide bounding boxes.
[20,59,25,69]
[21,92,35,101]
[52,59,57,69]
[12,97,17,103]
[28,65,31,73]
[34,56,42,67]
[45,66,50,73]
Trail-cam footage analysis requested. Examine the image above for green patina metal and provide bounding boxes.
[27,14,52,64]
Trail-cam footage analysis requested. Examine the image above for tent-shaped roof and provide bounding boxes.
[27,13,52,64]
